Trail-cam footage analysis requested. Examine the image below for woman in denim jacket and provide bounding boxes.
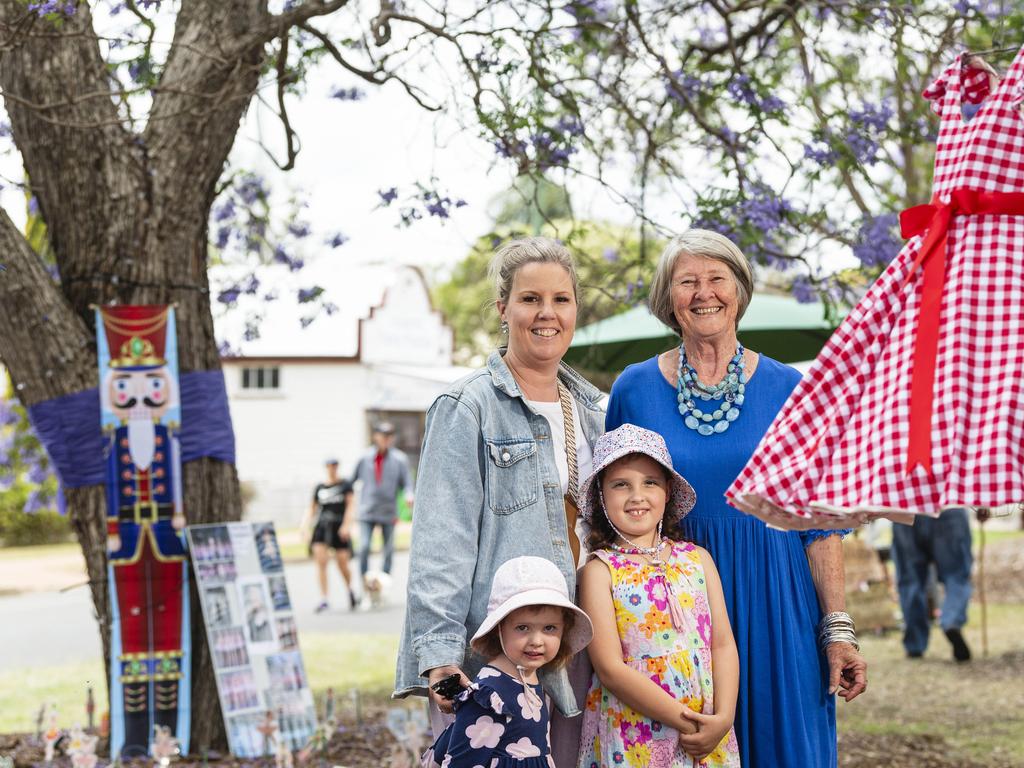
[394,237,604,765]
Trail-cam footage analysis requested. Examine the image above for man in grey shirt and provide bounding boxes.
[351,421,414,575]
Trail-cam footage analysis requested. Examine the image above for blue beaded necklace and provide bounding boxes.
[675,341,746,436]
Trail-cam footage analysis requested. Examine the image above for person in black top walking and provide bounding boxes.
[302,458,357,612]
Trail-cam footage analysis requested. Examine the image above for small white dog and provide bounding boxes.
[361,570,393,609]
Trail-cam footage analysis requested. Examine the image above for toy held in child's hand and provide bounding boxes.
[428,673,466,701]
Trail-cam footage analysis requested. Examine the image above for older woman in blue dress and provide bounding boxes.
[605,229,867,767]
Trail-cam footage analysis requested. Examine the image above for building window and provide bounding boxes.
[241,366,280,390]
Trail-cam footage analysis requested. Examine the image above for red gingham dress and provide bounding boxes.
[727,48,1024,529]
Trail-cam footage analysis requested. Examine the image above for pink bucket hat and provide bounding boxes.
[470,556,593,655]
[578,423,697,525]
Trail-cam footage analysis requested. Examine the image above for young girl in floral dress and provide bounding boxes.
[422,556,593,768]
[577,424,741,768]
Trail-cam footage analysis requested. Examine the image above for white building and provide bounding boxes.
[218,264,471,527]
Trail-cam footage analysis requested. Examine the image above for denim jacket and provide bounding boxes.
[393,351,605,715]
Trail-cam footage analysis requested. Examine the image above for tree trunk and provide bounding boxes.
[0,0,350,750]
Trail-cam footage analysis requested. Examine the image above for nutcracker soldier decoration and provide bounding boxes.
[97,305,191,758]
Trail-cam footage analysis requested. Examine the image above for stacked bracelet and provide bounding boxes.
[818,610,859,652]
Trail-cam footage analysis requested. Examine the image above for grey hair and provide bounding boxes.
[488,236,580,306]
[648,229,754,336]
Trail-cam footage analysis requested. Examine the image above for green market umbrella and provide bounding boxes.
[565,293,842,372]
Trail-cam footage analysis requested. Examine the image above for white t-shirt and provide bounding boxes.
[525,397,594,497]
[526,397,594,568]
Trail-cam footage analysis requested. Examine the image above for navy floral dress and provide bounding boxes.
[422,665,554,768]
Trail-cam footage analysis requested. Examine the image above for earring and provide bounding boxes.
[500,320,509,334]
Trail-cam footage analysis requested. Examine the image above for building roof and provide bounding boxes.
[214,261,444,361]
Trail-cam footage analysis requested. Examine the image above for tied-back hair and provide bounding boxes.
[474,605,578,670]
[584,459,685,553]
[488,236,580,306]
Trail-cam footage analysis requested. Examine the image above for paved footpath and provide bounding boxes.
[0,545,409,671]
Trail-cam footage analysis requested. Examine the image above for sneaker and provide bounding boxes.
[314,600,329,614]
[944,627,971,662]
[907,650,924,659]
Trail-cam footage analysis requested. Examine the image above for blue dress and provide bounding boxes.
[607,354,838,768]
[423,665,554,768]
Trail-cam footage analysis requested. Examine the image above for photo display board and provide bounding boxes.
[187,522,316,756]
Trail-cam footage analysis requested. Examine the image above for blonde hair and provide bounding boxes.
[488,236,579,307]
[648,229,754,336]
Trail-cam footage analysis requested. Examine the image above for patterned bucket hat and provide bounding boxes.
[578,423,697,525]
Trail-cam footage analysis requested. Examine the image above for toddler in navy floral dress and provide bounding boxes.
[421,556,593,768]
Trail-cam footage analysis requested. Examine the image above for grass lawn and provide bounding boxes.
[0,632,399,734]
[837,602,1024,763]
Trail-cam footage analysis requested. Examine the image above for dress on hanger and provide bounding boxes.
[727,47,1024,528]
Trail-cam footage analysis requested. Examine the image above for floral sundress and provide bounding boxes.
[578,540,740,768]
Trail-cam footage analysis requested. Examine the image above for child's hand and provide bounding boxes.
[677,709,730,760]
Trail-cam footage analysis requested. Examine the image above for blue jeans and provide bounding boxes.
[892,508,973,655]
[358,520,395,575]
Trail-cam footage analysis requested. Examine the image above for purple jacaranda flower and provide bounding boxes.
[288,221,311,239]
[27,459,51,485]
[217,286,241,305]
[803,140,839,166]
[330,86,366,101]
[0,400,18,427]
[272,245,303,271]
[326,232,349,248]
[323,302,339,316]
[378,187,399,206]
[23,489,48,514]
[602,247,620,263]
[214,200,236,221]
[28,196,39,215]
[952,0,999,15]
[241,274,260,294]
[215,226,231,249]
[665,70,708,105]
[236,174,268,206]
[790,275,819,304]
[217,340,237,357]
[852,213,900,268]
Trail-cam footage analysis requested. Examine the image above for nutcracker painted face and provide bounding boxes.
[102,332,179,470]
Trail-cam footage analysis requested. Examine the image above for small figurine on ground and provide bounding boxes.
[66,725,99,768]
[42,705,61,764]
[295,721,329,767]
[85,687,95,732]
[150,725,180,768]
[323,688,336,726]
[275,730,294,768]
[256,710,277,757]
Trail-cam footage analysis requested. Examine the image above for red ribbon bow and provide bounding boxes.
[899,189,1024,474]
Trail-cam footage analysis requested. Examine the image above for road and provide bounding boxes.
[0,551,409,671]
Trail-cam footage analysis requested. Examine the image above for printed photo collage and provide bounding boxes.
[187,522,317,757]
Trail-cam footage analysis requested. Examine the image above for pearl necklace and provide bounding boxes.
[676,341,746,436]
[609,538,666,566]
